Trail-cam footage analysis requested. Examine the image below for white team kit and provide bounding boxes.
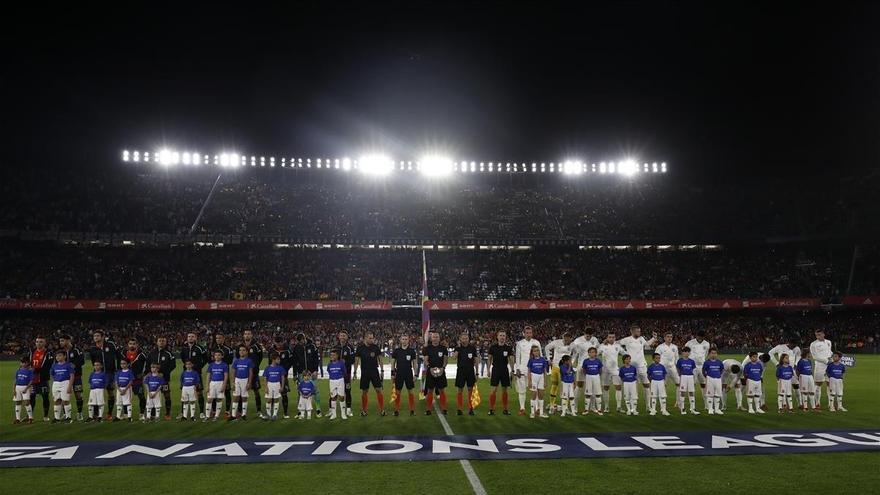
[597,343,622,386]
[181,385,197,402]
[768,344,801,366]
[515,338,542,409]
[572,335,599,380]
[810,338,833,381]
[684,338,711,384]
[617,336,653,383]
[655,342,680,386]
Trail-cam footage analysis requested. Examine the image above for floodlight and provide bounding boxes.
[342,157,352,171]
[618,159,638,176]
[158,149,173,166]
[359,154,394,176]
[563,160,583,175]
[122,150,130,162]
[133,151,141,162]
[419,155,453,177]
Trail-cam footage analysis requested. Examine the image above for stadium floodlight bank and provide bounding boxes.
[121,149,668,176]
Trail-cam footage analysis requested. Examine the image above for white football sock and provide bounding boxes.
[14,404,21,421]
[26,404,33,419]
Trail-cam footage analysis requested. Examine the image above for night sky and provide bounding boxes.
[3,1,878,180]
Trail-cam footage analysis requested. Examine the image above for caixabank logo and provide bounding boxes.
[1,430,878,467]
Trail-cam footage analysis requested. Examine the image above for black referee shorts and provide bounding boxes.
[359,368,382,390]
[490,368,511,387]
[455,368,476,389]
[425,372,447,390]
[394,373,415,390]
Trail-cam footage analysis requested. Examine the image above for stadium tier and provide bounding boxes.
[0,241,877,302]
[1,167,878,242]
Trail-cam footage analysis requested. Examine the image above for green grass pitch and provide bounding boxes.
[2,355,879,494]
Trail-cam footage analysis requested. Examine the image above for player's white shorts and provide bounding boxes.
[746,379,762,396]
[530,372,545,391]
[706,377,723,398]
[601,368,621,387]
[88,388,105,406]
[829,377,843,396]
[181,385,197,402]
[146,392,162,409]
[635,362,649,384]
[52,380,71,401]
[813,362,828,382]
[116,387,132,406]
[298,395,313,411]
[777,379,792,396]
[694,365,706,385]
[561,381,575,398]
[233,377,250,397]
[623,381,638,401]
[515,369,528,392]
[664,365,680,385]
[650,380,667,398]
[13,385,29,401]
[584,374,602,395]
[330,378,345,397]
[679,375,695,393]
[264,381,282,400]
[798,375,815,391]
[208,380,225,400]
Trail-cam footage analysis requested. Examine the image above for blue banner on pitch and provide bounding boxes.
[1,429,878,467]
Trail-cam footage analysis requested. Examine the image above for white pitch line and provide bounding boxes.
[433,403,488,495]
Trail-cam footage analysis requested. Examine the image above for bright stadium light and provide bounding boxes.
[420,155,453,177]
[122,150,130,162]
[618,159,638,176]
[158,149,173,166]
[563,160,583,175]
[341,157,352,171]
[359,153,394,176]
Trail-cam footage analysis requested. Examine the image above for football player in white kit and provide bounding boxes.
[721,358,743,411]
[809,329,833,410]
[617,325,658,412]
[572,327,599,412]
[515,326,543,416]
[654,333,680,408]
[768,336,803,409]
[684,331,712,410]
[544,332,581,414]
[597,333,622,413]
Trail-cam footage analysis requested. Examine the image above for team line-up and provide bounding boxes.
[10,325,847,424]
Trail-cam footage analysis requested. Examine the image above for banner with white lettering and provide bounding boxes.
[1,430,878,467]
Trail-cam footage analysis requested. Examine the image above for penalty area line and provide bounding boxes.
[433,402,488,495]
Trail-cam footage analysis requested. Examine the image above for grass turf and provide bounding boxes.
[2,355,879,493]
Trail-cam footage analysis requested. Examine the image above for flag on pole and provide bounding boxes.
[470,386,481,409]
[419,250,430,400]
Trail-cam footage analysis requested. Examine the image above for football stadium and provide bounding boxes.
[2,3,879,494]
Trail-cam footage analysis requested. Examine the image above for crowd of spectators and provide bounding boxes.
[1,241,872,302]
[1,166,877,242]
[2,312,877,359]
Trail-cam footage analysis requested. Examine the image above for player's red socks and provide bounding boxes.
[439,390,447,410]
[361,393,368,412]
[376,391,384,410]
[457,391,463,410]
[502,390,509,409]
[426,391,434,408]
[489,392,497,410]
[407,392,415,412]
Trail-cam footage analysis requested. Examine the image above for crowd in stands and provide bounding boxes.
[2,312,878,359]
[2,167,877,242]
[1,241,873,302]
